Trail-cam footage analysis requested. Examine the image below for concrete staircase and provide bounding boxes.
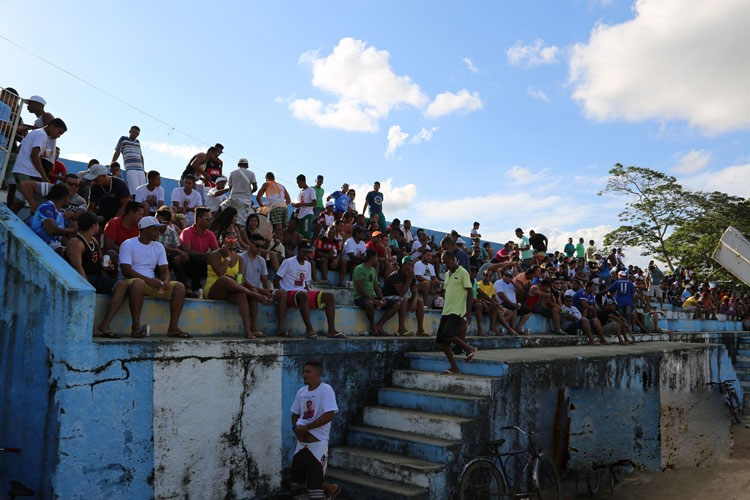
[327,360,498,500]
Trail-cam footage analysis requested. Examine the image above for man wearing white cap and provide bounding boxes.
[112,125,146,194]
[96,216,189,339]
[85,163,131,222]
[224,158,257,226]
[17,95,54,135]
[205,176,230,213]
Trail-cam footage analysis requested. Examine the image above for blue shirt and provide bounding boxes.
[573,289,594,310]
[365,190,383,214]
[598,259,611,278]
[333,193,350,213]
[29,201,64,245]
[608,279,635,307]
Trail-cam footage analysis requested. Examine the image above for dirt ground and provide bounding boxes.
[568,423,750,500]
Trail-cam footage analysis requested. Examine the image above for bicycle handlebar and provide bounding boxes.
[501,425,528,435]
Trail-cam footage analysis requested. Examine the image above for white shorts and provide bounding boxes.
[124,169,147,195]
[648,284,663,298]
[294,440,329,476]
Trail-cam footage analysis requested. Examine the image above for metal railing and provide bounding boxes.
[0,86,24,185]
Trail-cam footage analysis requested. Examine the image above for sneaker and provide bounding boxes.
[556,329,567,336]
[196,288,204,299]
[522,328,531,336]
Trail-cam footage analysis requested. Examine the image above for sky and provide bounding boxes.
[3,0,749,267]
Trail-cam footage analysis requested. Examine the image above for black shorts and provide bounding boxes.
[564,320,583,335]
[87,274,117,295]
[532,301,552,317]
[502,302,531,316]
[436,314,463,345]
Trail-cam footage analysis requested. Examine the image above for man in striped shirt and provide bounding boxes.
[112,125,145,195]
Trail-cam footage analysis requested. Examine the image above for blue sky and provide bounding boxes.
[3,0,749,265]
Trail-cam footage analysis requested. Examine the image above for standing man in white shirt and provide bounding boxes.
[225,158,257,227]
[10,117,67,212]
[112,125,145,194]
[95,216,189,339]
[290,361,341,500]
[275,241,344,339]
[293,174,317,240]
[134,170,164,215]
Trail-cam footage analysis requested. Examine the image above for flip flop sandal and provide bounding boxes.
[95,329,121,339]
[252,331,266,338]
[168,331,192,338]
[277,330,290,337]
[326,333,348,339]
[442,369,457,375]
[130,326,150,338]
[304,334,318,340]
[466,349,477,362]
[328,485,342,500]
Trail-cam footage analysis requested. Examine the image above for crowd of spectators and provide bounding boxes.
[2,89,748,345]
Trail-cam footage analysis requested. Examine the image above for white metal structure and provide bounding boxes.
[712,226,750,286]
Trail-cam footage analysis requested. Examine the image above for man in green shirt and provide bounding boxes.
[515,227,534,271]
[647,264,665,308]
[437,251,477,374]
[353,249,405,336]
[575,238,585,259]
[312,174,325,216]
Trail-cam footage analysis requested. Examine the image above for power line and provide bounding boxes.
[0,33,293,183]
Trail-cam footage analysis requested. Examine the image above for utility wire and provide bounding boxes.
[0,33,293,182]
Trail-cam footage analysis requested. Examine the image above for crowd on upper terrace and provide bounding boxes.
[1,88,748,347]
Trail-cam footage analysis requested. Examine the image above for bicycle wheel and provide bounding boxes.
[534,457,562,500]
[586,467,602,495]
[459,458,507,500]
[728,391,743,424]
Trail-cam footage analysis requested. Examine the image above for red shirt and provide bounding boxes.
[103,217,140,247]
[365,240,386,257]
[179,225,219,253]
[315,237,340,259]
[50,160,68,180]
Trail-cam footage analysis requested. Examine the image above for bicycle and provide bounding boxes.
[458,425,562,500]
[707,379,744,424]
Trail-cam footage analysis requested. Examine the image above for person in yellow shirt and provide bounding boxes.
[681,294,704,319]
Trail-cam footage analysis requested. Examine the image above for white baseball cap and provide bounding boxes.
[564,289,576,297]
[138,216,166,230]
[216,176,228,183]
[238,158,249,165]
[83,164,108,180]
[28,95,46,105]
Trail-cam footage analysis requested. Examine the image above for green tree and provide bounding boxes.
[665,192,750,280]
[599,163,699,271]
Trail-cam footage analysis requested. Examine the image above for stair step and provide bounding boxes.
[329,446,443,488]
[362,405,474,440]
[378,387,485,418]
[392,369,496,396]
[406,352,509,377]
[347,424,460,463]
[326,467,428,500]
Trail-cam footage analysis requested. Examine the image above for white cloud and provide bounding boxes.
[506,39,560,67]
[273,93,296,104]
[673,149,711,174]
[63,153,95,163]
[348,178,417,215]
[410,126,439,144]
[526,87,550,102]
[142,140,202,161]
[289,37,428,132]
[426,89,483,118]
[681,163,750,197]
[505,165,548,185]
[462,57,479,73]
[385,125,409,159]
[569,0,750,134]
